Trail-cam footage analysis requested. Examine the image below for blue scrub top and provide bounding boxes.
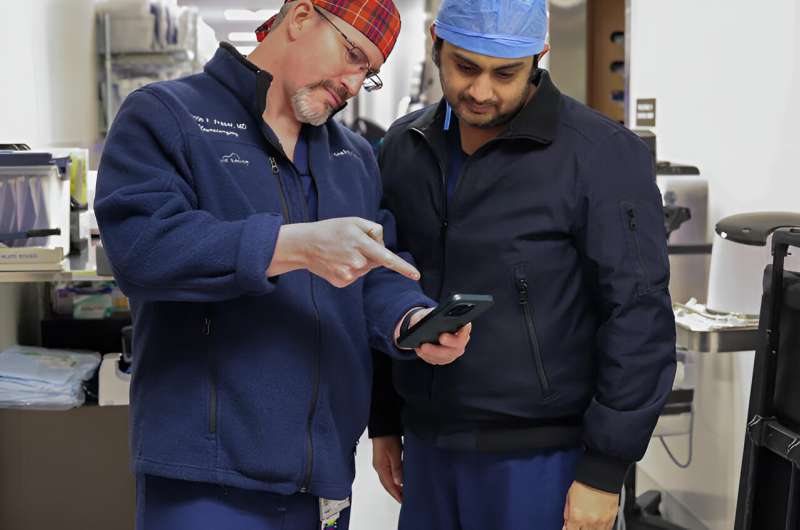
[445,120,467,205]
[292,127,318,221]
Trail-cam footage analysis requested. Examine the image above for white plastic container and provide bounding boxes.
[0,163,71,254]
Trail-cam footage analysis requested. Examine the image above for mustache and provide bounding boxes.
[458,93,499,108]
[310,80,349,107]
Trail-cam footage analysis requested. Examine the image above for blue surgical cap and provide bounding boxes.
[434,0,548,59]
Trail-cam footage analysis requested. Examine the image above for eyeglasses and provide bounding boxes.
[314,7,383,92]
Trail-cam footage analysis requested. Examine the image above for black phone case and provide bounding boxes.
[397,294,494,349]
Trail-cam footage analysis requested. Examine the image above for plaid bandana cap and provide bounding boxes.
[255,0,402,60]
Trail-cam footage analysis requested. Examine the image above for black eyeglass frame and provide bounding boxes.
[313,6,383,92]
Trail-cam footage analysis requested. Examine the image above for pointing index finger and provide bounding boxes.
[360,238,420,280]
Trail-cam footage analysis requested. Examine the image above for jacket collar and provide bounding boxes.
[204,43,341,176]
[205,44,348,159]
[410,69,562,145]
[205,43,274,119]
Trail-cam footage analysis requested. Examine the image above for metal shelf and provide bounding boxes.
[105,50,192,57]
[676,322,760,353]
[0,270,111,284]
[0,242,112,284]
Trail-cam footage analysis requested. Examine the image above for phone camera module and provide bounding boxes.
[446,304,475,317]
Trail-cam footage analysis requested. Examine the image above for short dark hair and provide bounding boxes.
[432,37,444,67]
[432,37,539,78]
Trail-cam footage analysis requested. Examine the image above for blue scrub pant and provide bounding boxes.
[136,474,350,530]
[398,433,581,530]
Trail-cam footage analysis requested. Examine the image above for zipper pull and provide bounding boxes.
[203,317,211,336]
[627,208,638,231]
[269,157,279,175]
[517,278,529,304]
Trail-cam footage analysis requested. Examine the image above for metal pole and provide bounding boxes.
[104,12,113,131]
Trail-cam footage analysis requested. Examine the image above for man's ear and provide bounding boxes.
[539,42,551,60]
[430,26,441,68]
[284,0,316,41]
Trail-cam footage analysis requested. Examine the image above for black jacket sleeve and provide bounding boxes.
[572,130,677,493]
[368,350,405,437]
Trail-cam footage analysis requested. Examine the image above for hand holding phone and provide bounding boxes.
[397,294,494,350]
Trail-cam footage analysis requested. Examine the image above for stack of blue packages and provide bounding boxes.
[0,345,101,410]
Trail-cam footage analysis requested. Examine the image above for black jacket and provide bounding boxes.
[369,70,676,493]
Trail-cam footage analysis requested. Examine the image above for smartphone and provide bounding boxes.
[397,294,494,350]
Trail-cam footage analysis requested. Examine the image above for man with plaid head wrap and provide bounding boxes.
[95,1,474,528]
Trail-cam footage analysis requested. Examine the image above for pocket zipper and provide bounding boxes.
[204,316,217,435]
[627,207,638,231]
[623,203,651,293]
[516,275,553,397]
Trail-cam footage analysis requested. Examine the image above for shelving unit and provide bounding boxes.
[0,239,112,284]
[2,5,200,529]
[0,269,110,284]
[97,9,200,133]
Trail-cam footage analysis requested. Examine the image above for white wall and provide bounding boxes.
[359,0,428,129]
[0,0,98,147]
[627,2,800,529]
[628,0,800,224]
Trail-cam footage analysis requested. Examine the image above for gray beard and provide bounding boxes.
[291,86,332,126]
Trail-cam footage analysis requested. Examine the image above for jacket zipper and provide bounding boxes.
[410,128,451,296]
[515,273,552,397]
[204,314,217,434]
[270,157,290,222]
[409,128,496,297]
[270,151,319,493]
[411,128,448,400]
[295,157,321,494]
[624,204,650,292]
